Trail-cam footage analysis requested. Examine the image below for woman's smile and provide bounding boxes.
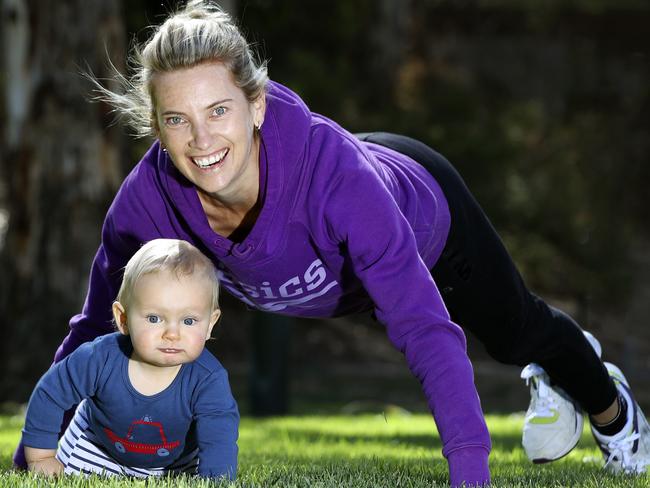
[192,148,230,169]
[152,62,266,202]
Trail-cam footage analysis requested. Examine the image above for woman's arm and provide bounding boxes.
[15,143,177,469]
[54,149,166,363]
[320,137,490,486]
[54,215,138,362]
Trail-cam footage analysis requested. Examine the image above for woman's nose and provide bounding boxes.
[190,123,212,151]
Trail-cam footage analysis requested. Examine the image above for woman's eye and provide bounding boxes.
[213,106,227,117]
[146,315,161,324]
[165,116,184,126]
[183,318,196,326]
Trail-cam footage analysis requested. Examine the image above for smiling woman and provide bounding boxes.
[12,0,650,485]
[152,63,265,216]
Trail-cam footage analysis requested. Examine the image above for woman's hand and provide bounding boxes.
[24,447,63,476]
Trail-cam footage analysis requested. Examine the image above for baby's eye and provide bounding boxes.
[146,315,161,324]
[212,106,227,117]
[183,318,196,326]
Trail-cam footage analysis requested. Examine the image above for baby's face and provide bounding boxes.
[119,270,220,368]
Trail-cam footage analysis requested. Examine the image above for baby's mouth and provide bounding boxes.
[159,348,182,354]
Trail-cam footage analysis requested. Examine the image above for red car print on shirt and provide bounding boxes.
[104,420,180,457]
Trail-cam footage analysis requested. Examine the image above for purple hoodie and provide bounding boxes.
[55,81,490,486]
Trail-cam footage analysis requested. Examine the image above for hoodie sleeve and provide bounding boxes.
[318,133,491,487]
[53,209,140,363]
[54,152,168,363]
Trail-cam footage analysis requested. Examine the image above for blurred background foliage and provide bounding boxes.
[1,0,648,410]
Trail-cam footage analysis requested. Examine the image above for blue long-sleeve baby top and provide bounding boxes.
[22,333,238,479]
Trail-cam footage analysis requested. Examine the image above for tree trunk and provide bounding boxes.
[0,0,125,401]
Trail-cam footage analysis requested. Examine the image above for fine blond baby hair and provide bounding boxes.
[116,238,220,311]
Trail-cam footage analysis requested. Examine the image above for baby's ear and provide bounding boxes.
[207,309,221,339]
[112,301,129,335]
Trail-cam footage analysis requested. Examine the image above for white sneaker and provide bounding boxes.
[591,362,650,474]
[520,330,602,463]
[521,364,583,462]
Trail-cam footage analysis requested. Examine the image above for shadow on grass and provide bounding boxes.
[242,418,525,451]
[0,453,13,471]
[238,457,448,487]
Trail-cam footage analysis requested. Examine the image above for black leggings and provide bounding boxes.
[356,132,616,415]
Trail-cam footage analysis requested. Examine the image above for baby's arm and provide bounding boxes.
[21,340,102,469]
[24,447,63,476]
[193,369,240,479]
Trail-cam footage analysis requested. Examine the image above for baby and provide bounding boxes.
[21,238,238,479]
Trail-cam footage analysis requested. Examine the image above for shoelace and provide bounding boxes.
[605,432,644,473]
[521,364,558,418]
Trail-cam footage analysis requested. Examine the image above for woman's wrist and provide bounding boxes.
[447,446,490,487]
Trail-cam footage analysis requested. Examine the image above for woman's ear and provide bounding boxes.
[252,92,266,128]
[207,308,221,340]
[112,301,129,335]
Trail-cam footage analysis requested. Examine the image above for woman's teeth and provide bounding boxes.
[193,149,228,168]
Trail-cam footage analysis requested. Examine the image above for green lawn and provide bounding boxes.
[0,410,648,487]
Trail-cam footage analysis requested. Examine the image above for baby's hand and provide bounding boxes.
[24,447,63,476]
[28,457,63,476]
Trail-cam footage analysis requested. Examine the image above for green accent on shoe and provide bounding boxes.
[610,372,626,384]
[529,409,560,424]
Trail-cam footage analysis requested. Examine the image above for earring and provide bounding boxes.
[255,120,263,131]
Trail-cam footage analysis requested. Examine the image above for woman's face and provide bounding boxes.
[151,62,265,200]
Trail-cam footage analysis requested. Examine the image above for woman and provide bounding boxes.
[15,1,649,485]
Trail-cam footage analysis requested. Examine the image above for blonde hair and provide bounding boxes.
[93,0,268,137]
[117,239,220,311]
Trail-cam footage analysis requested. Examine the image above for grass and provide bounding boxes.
[0,409,648,487]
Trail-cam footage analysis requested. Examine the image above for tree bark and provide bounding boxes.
[0,0,125,401]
